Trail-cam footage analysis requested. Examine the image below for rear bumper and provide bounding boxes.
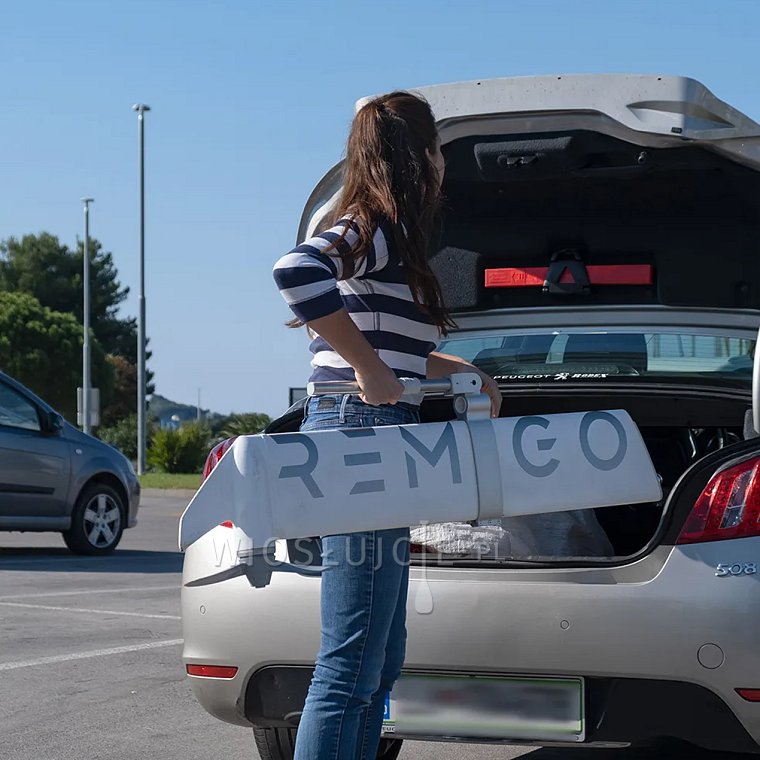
[240,666,760,753]
[182,535,760,749]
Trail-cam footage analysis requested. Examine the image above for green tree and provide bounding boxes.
[0,232,154,419]
[0,234,125,345]
[102,354,137,427]
[0,292,113,421]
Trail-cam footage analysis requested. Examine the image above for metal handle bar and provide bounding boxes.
[306,374,481,399]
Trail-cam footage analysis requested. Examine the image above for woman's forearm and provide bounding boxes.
[426,350,469,378]
[307,310,404,405]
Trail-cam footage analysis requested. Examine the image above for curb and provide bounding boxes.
[141,488,197,499]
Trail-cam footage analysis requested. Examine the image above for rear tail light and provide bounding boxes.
[677,456,760,544]
[202,437,238,481]
[201,440,238,531]
[186,664,238,679]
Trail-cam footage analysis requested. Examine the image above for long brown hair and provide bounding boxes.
[297,91,454,333]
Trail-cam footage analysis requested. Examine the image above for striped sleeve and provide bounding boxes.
[273,217,389,322]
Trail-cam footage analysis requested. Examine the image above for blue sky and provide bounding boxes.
[2,0,759,417]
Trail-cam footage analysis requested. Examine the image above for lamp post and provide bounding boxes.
[132,103,150,474]
[81,198,94,434]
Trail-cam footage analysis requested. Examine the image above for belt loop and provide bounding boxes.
[338,393,350,424]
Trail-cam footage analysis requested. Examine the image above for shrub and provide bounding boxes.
[98,414,153,461]
[218,412,271,438]
[147,422,210,473]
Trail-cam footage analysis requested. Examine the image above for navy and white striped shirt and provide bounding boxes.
[273,217,440,383]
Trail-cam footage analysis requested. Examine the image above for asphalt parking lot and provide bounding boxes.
[0,492,755,760]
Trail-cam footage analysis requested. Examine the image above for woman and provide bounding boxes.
[273,91,501,760]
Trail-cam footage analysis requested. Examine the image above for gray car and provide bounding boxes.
[181,74,760,758]
[0,371,140,554]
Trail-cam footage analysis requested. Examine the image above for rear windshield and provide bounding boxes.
[437,331,755,387]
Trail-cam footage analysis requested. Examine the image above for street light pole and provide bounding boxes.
[132,103,150,475]
[81,198,94,435]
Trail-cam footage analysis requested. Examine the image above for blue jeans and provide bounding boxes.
[293,395,420,760]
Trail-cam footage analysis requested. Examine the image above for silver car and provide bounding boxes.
[0,371,140,554]
[181,74,760,758]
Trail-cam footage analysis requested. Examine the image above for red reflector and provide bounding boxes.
[737,689,760,702]
[219,521,234,529]
[485,265,653,288]
[186,664,238,679]
[677,456,760,545]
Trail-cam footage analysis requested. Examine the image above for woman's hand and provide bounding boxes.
[427,351,502,418]
[470,366,502,418]
[355,363,404,406]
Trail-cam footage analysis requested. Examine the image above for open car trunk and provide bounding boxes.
[410,79,760,563]
[271,385,756,567]
[291,75,760,567]
[414,390,754,561]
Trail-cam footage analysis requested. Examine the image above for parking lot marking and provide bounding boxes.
[0,638,184,671]
[0,601,181,620]
[0,584,178,600]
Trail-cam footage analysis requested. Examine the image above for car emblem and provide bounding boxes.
[715,562,757,577]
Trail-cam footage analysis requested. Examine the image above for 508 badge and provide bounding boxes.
[715,562,757,577]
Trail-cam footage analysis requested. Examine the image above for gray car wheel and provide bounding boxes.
[252,727,402,760]
[62,483,125,555]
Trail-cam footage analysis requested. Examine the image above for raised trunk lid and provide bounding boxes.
[299,74,760,314]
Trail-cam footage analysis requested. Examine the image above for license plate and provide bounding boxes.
[382,674,584,742]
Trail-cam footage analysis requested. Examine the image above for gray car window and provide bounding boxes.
[439,331,755,383]
[0,383,41,431]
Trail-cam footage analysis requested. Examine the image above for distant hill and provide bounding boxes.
[148,394,225,426]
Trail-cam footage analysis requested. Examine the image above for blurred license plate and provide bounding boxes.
[382,674,584,741]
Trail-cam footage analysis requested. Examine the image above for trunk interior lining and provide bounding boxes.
[434,129,760,313]
[422,392,748,557]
